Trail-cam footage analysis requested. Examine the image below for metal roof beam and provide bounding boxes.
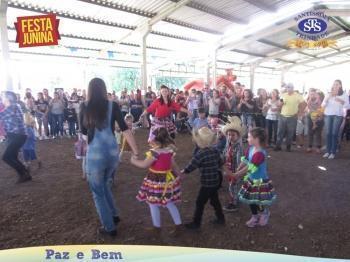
[231,49,295,64]
[231,49,266,58]
[258,38,326,59]
[218,19,296,54]
[252,31,349,65]
[169,0,248,24]
[305,58,350,73]
[284,47,350,70]
[323,9,350,17]
[242,0,277,12]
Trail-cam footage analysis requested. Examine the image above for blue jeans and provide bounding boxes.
[87,164,118,232]
[324,115,343,154]
[241,113,254,129]
[51,113,64,136]
[68,120,76,136]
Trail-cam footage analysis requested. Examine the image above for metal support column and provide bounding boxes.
[0,0,13,90]
[212,49,217,89]
[140,29,149,92]
[206,60,210,87]
[281,69,286,85]
[250,64,255,92]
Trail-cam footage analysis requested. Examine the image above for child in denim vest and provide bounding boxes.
[222,116,245,212]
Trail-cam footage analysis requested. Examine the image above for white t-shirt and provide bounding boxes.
[266,99,279,121]
[322,93,349,117]
[209,98,220,115]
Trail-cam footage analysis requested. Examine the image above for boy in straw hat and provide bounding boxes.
[221,116,246,212]
[181,127,225,230]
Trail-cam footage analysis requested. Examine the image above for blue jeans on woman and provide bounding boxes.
[324,115,343,154]
[87,163,118,232]
[51,113,64,136]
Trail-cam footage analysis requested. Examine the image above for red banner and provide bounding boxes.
[15,14,60,48]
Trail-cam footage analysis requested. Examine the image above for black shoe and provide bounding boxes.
[210,218,225,225]
[185,222,200,230]
[113,216,121,225]
[98,227,117,238]
[286,146,291,152]
[16,174,32,184]
[274,146,282,151]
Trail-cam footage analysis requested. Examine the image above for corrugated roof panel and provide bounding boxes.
[8,0,146,26]
[301,48,335,56]
[152,21,220,42]
[268,30,297,46]
[236,42,278,56]
[109,0,171,14]
[306,60,334,67]
[146,34,204,51]
[198,0,262,20]
[217,51,253,63]
[326,55,350,63]
[335,36,350,49]
[6,7,132,41]
[168,6,232,33]
[259,60,285,68]
[280,53,309,61]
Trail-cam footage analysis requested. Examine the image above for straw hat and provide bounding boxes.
[192,127,216,149]
[221,116,246,137]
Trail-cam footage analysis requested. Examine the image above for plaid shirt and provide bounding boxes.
[0,104,26,135]
[184,147,223,188]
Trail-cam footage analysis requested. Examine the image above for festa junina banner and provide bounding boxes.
[14,14,60,48]
[0,245,348,262]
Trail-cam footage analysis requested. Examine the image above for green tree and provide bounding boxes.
[155,76,191,90]
[110,68,141,92]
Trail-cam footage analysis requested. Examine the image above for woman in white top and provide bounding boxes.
[322,80,349,159]
[264,89,280,146]
[208,89,221,117]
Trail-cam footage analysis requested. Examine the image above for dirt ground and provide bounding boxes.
[0,129,349,259]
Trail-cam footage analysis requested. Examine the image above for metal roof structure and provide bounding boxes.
[1,0,350,88]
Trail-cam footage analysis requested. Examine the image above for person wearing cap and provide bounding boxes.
[274,83,306,152]
[221,116,246,212]
[181,127,225,230]
[0,91,32,183]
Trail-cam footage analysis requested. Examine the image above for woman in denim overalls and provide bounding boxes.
[80,78,138,237]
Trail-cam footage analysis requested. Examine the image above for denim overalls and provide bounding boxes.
[86,101,119,232]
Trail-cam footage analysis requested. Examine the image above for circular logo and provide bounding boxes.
[298,18,328,35]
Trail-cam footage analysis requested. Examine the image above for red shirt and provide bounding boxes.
[147,98,181,118]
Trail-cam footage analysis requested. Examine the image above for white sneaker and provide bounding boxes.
[323,153,330,158]
[328,154,335,159]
